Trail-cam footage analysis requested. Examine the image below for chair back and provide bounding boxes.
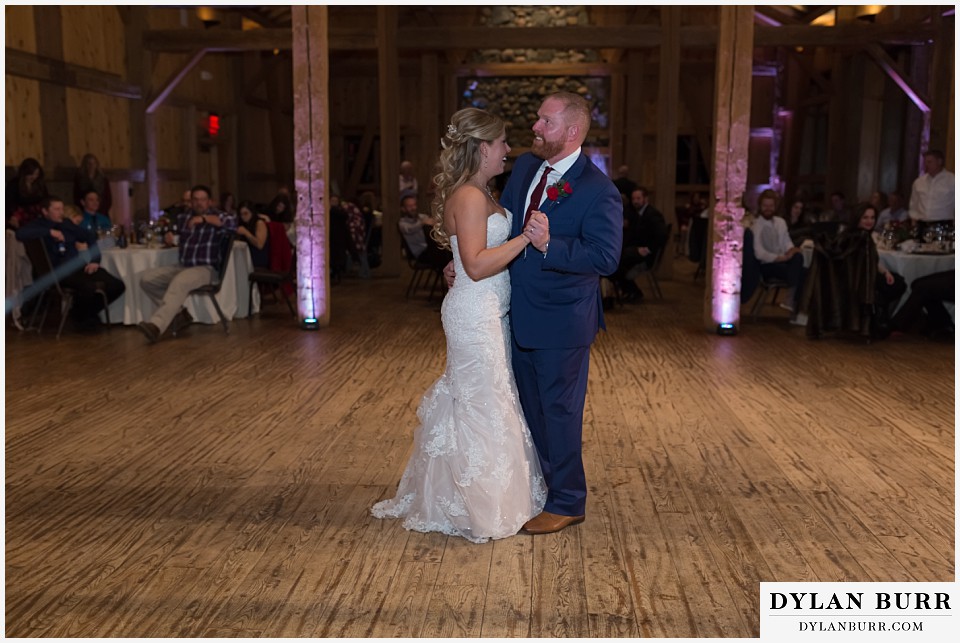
[212,231,236,290]
[266,221,293,275]
[397,221,419,268]
[23,238,56,281]
[650,223,672,273]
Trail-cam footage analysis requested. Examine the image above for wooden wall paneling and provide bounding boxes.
[60,5,125,77]
[856,61,885,200]
[703,6,753,330]
[65,88,132,170]
[418,53,439,203]
[343,123,375,201]
[655,6,680,279]
[609,72,625,174]
[34,5,72,173]
[378,6,401,275]
[625,51,644,185]
[265,59,293,189]
[184,104,198,186]
[6,5,37,53]
[928,10,952,155]
[5,75,42,166]
[292,5,331,325]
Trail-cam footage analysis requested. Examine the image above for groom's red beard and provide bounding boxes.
[531,136,564,161]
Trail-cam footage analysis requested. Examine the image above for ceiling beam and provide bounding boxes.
[143,22,937,53]
[864,43,931,113]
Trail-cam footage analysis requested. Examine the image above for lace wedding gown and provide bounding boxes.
[372,210,546,543]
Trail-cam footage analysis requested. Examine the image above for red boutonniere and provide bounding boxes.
[546,179,573,202]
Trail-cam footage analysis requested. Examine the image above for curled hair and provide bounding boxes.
[430,108,505,249]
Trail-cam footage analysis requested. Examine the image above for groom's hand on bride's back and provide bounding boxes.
[443,260,455,287]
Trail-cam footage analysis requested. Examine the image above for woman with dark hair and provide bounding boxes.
[72,153,112,215]
[6,157,49,228]
[853,202,907,331]
[268,193,293,224]
[235,200,270,268]
[220,192,237,216]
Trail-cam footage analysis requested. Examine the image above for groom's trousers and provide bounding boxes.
[511,341,591,517]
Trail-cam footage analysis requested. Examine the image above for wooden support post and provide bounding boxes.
[856,62,885,200]
[655,6,680,279]
[609,72,625,175]
[928,11,953,155]
[146,49,207,114]
[33,6,71,173]
[266,58,292,189]
[418,52,440,204]
[291,5,330,326]
[378,6,401,276]
[625,51,644,184]
[703,6,754,331]
[123,6,149,228]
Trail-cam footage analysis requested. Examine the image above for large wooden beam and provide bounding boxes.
[291,5,330,326]
[123,6,149,228]
[928,10,954,154]
[378,6,401,276]
[864,43,931,113]
[142,22,936,53]
[5,47,143,100]
[624,50,645,186]
[704,6,754,331]
[655,7,680,280]
[146,49,207,114]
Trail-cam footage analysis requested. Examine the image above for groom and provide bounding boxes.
[503,92,623,534]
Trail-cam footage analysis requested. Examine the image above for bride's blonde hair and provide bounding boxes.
[430,108,505,250]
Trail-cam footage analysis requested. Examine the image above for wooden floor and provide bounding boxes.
[5,261,954,638]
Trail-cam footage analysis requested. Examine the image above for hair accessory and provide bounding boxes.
[447,124,458,137]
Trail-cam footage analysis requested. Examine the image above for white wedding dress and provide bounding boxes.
[372,210,546,543]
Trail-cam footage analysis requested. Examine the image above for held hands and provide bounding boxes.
[84,262,99,274]
[50,229,65,242]
[192,214,205,228]
[523,210,550,252]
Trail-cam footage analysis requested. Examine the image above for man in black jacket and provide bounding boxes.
[15,195,124,329]
[610,187,668,302]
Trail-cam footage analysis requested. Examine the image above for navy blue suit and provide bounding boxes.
[504,151,622,516]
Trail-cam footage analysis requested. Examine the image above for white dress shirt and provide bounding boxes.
[524,147,581,211]
[909,169,955,221]
[751,215,794,264]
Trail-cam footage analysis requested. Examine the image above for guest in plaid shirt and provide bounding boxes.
[136,185,236,343]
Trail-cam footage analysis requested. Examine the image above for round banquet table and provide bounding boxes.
[98,242,260,325]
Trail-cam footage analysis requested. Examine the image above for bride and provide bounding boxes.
[371,108,547,543]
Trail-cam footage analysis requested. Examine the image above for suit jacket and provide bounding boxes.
[504,152,623,349]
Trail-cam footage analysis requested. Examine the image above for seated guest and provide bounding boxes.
[136,185,236,343]
[6,157,48,229]
[875,191,907,229]
[612,165,638,199]
[854,203,906,331]
[824,191,849,223]
[73,153,112,216]
[751,189,806,318]
[219,192,237,216]
[610,187,668,302]
[78,190,113,234]
[65,204,84,226]
[399,160,418,195]
[886,270,954,340]
[15,195,124,330]
[235,200,269,269]
[398,194,451,272]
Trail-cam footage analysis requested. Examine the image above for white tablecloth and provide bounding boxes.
[99,242,260,325]
[878,249,955,319]
[5,230,33,327]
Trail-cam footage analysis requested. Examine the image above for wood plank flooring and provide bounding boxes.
[5,262,954,637]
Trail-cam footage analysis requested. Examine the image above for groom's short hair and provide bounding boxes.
[549,92,591,142]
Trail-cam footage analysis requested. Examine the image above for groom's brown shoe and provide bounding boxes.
[521,511,585,535]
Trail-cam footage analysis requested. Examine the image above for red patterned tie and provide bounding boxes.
[523,165,554,227]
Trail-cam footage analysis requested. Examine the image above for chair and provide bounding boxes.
[186,231,235,335]
[399,223,443,301]
[21,238,110,339]
[741,228,792,321]
[248,222,296,318]
[749,276,793,320]
[624,223,672,299]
